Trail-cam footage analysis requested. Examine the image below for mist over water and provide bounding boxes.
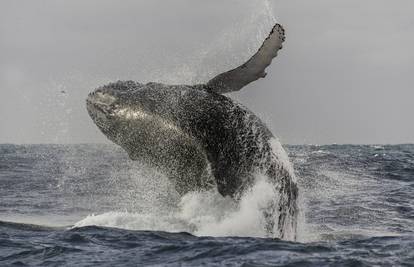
[0,140,300,242]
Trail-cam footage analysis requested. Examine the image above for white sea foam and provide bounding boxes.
[74,175,286,238]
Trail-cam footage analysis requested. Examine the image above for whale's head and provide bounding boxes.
[87,82,126,140]
[87,81,156,143]
[86,81,195,157]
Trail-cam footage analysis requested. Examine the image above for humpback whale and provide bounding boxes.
[87,24,298,239]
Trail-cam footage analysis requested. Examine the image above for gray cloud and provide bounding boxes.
[1,0,413,144]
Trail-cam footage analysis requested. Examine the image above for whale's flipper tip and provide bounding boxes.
[206,23,286,94]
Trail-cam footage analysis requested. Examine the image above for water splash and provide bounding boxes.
[74,174,293,239]
[73,137,299,241]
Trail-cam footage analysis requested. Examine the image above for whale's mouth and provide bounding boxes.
[86,91,120,135]
[86,91,117,118]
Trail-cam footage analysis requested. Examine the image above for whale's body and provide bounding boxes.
[87,24,298,239]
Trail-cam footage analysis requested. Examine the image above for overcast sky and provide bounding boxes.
[1,0,413,144]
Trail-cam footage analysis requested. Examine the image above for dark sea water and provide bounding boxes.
[0,144,413,266]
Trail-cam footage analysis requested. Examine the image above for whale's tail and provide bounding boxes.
[206,24,285,94]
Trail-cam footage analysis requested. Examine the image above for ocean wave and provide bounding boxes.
[1,220,412,266]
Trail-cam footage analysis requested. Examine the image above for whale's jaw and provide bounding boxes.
[86,91,117,125]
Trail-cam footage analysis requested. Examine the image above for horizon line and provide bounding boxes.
[0,142,413,146]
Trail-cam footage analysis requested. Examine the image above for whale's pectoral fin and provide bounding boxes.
[206,24,285,94]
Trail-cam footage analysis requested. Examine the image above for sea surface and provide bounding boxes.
[0,144,413,266]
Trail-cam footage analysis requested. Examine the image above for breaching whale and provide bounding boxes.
[87,24,298,239]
